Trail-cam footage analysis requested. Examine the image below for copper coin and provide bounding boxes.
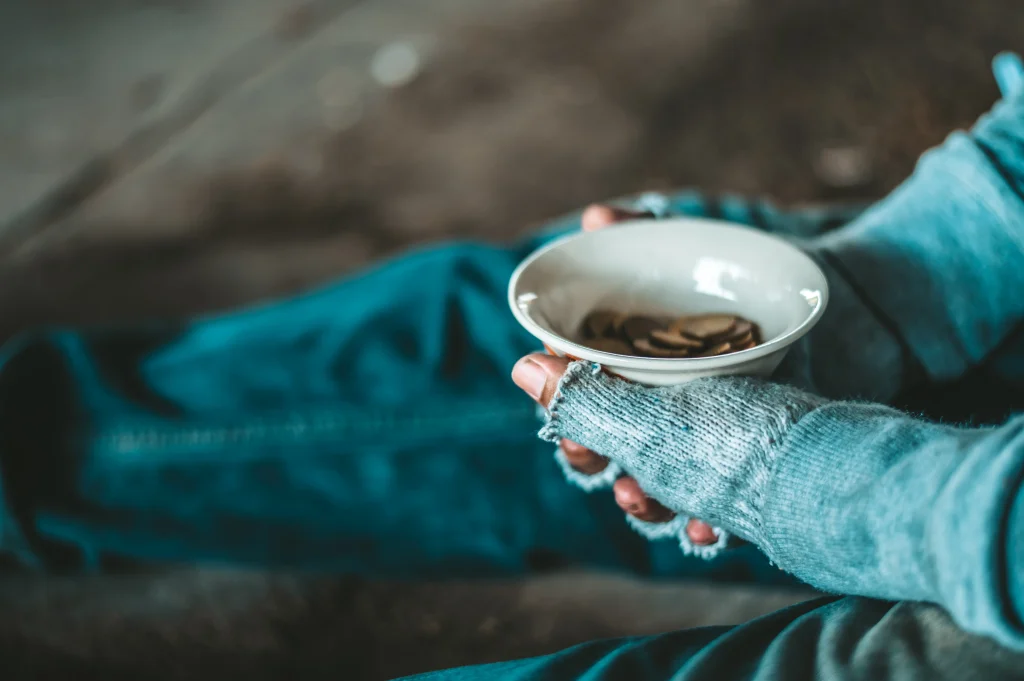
[649,329,703,349]
[633,338,689,358]
[621,315,662,343]
[696,341,732,357]
[751,324,763,344]
[611,313,631,336]
[722,319,753,341]
[673,314,737,339]
[582,310,618,338]
[726,330,754,347]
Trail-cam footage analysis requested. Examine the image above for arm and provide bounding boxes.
[534,360,1024,649]
[812,89,1024,391]
[764,401,1024,649]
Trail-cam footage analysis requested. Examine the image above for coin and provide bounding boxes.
[577,308,761,360]
[582,310,618,339]
[649,329,703,349]
[673,314,737,339]
[611,313,631,336]
[723,319,752,341]
[696,341,732,357]
[633,338,689,358]
[588,337,634,355]
[726,330,754,347]
[751,324,763,344]
[621,315,662,343]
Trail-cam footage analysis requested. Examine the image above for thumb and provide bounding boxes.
[511,353,571,407]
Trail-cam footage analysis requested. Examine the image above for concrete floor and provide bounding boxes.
[0,0,507,250]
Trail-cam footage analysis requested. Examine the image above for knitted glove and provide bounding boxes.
[539,361,827,554]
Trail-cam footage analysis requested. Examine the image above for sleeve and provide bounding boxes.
[816,89,1024,387]
[541,362,1024,650]
[761,402,1024,650]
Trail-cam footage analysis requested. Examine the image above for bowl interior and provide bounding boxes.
[510,218,827,362]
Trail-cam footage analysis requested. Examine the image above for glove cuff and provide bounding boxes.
[539,361,826,547]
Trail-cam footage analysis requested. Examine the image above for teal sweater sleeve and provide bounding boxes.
[768,82,1024,647]
[536,88,1024,649]
[537,62,1024,649]
[540,364,1024,651]
[764,403,1024,650]
[817,89,1024,385]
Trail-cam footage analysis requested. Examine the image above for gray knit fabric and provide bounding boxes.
[539,362,826,549]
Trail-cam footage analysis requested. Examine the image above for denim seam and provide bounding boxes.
[95,404,537,456]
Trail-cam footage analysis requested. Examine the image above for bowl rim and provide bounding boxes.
[507,217,830,370]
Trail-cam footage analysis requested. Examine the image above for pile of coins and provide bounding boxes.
[578,310,762,358]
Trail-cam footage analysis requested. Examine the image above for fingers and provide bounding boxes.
[613,476,675,523]
[614,477,720,545]
[560,439,609,475]
[580,204,652,232]
[685,519,720,546]
[513,354,721,546]
[511,353,569,407]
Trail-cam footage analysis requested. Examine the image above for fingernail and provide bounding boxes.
[512,358,548,401]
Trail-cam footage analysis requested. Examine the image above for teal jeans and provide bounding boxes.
[0,191,837,582]
[2,192,1022,680]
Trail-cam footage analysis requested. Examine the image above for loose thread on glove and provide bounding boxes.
[537,361,590,443]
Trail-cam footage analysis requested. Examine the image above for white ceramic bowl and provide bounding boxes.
[508,218,829,386]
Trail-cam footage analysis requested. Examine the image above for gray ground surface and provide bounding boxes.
[0,0,1021,678]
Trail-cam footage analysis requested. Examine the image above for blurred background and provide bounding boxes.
[0,0,1020,678]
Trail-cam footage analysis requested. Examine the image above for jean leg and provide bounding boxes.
[0,234,777,580]
[0,190,854,578]
[398,597,1024,681]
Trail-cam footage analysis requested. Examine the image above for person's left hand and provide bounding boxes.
[516,204,721,548]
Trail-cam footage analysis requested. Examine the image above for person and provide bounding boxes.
[4,56,1024,680]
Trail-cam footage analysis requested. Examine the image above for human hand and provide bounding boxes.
[513,352,825,551]
[544,204,721,547]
